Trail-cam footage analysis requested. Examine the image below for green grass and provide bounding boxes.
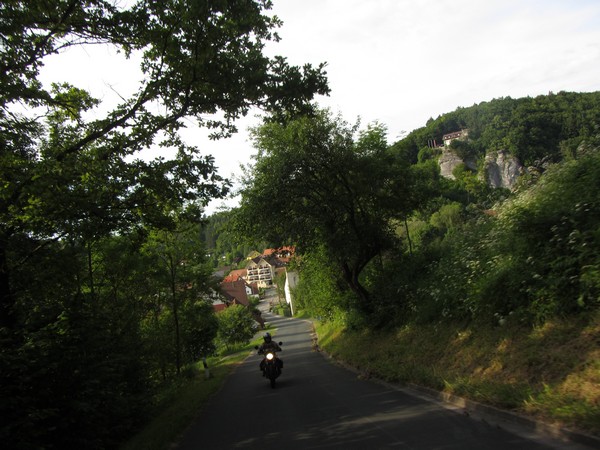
[314,311,600,436]
[119,337,264,450]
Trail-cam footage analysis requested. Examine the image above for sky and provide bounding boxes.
[40,0,600,214]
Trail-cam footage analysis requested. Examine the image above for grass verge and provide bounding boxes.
[119,339,263,450]
[314,312,600,436]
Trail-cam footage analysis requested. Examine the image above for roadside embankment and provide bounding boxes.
[314,311,600,439]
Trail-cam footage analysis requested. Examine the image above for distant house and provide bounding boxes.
[284,270,299,316]
[222,268,247,283]
[218,278,264,328]
[244,247,295,288]
[442,129,469,147]
[262,246,295,260]
[246,250,262,260]
[219,278,250,307]
[246,257,275,288]
[247,281,260,298]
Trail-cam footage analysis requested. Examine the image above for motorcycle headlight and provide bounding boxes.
[266,352,274,361]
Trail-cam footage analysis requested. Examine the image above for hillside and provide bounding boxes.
[315,312,600,437]
[216,92,600,330]
[391,91,600,167]
[222,91,600,436]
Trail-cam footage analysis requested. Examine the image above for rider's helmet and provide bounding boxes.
[263,332,272,343]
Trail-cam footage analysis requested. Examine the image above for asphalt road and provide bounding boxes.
[175,302,587,450]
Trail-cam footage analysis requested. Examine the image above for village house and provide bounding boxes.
[245,257,275,287]
[222,268,247,283]
[245,247,293,288]
[210,247,294,319]
[220,278,250,307]
[442,129,469,147]
[284,269,299,316]
[217,277,264,327]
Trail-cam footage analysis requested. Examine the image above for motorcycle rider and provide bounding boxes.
[258,332,282,374]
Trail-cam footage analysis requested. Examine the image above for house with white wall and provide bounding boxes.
[442,129,469,147]
[284,270,299,316]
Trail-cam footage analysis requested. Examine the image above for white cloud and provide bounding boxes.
[265,0,600,131]
[36,1,600,213]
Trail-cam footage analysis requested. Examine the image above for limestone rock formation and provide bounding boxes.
[438,148,523,189]
[483,150,523,190]
[438,148,477,180]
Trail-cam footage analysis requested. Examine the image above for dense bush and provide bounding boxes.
[498,147,600,320]
[216,304,257,349]
[374,146,600,326]
[293,246,359,324]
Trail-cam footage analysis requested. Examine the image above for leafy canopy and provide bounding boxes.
[0,2,329,447]
[236,109,417,309]
[0,0,329,327]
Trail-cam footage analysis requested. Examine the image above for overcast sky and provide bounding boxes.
[40,0,600,213]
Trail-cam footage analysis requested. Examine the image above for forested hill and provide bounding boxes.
[269,91,598,436]
[201,211,267,268]
[208,91,600,267]
[203,91,600,436]
[391,90,600,166]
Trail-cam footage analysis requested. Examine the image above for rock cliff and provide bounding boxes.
[438,148,523,190]
[483,150,523,190]
[438,148,477,179]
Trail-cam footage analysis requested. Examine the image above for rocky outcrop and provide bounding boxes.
[438,148,477,179]
[438,148,523,190]
[483,150,522,190]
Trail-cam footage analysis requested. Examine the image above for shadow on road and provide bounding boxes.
[176,304,583,450]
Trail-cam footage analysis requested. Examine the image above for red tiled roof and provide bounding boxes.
[262,246,295,257]
[222,268,247,283]
[220,279,249,306]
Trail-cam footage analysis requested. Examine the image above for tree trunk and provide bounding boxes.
[404,218,413,256]
[169,255,181,375]
[0,241,15,331]
[341,261,372,313]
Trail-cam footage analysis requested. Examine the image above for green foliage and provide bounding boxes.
[272,303,292,317]
[429,202,463,233]
[394,146,600,326]
[417,146,437,163]
[181,301,219,363]
[497,148,600,320]
[293,246,356,322]
[216,304,257,349]
[142,220,219,374]
[449,138,476,160]
[0,1,329,447]
[201,210,263,268]
[392,91,600,166]
[236,109,418,311]
[1,239,151,448]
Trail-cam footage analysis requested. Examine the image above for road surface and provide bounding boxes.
[175,298,588,449]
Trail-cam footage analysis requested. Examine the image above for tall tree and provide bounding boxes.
[216,303,256,350]
[236,110,416,311]
[0,0,329,330]
[0,2,328,447]
[143,219,216,375]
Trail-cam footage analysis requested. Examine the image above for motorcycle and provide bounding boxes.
[255,342,283,388]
